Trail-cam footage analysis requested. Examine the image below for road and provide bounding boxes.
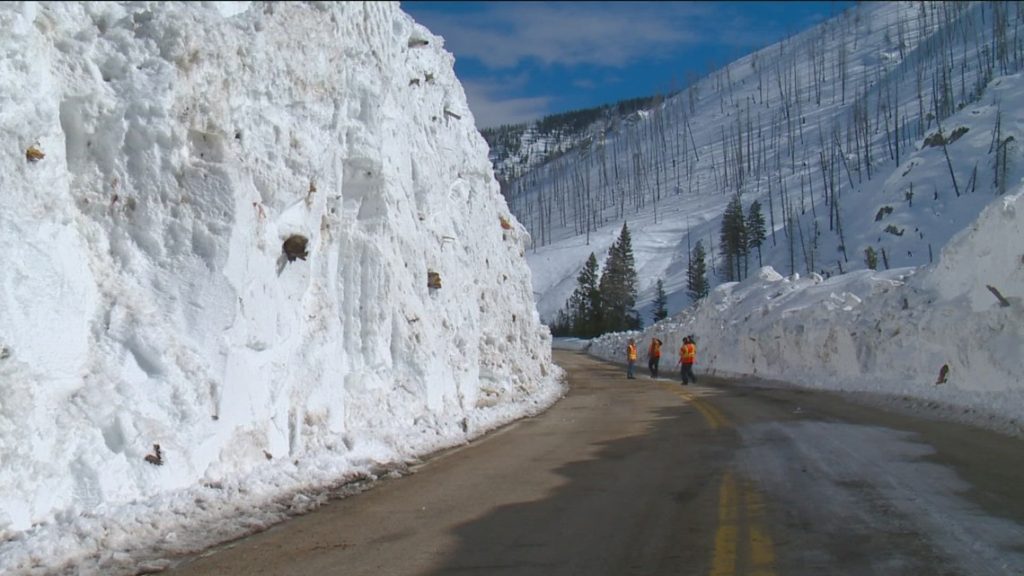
[163,350,1024,576]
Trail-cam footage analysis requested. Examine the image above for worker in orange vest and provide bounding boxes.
[679,335,697,385]
[647,337,663,379]
[626,338,638,379]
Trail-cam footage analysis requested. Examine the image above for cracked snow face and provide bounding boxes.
[0,2,561,568]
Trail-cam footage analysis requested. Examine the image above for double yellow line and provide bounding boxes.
[711,470,776,576]
[672,386,731,429]
[662,382,776,576]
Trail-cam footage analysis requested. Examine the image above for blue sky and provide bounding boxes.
[401,1,855,129]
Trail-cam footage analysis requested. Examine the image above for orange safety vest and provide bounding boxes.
[627,343,638,361]
[681,342,696,364]
[649,339,662,358]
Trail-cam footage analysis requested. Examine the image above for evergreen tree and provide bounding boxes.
[549,308,573,337]
[652,278,668,323]
[687,241,710,302]
[566,252,602,337]
[864,246,879,270]
[745,200,767,268]
[719,195,747,281]
[599,222,639,332]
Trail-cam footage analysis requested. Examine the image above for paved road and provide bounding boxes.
[163,350,1024,576]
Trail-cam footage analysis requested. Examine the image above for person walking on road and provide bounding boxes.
[647,337,663,378]
[626,339,638,379]
[679,336,697,385]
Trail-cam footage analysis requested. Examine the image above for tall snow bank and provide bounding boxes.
[0,0,562,540]
[590,190,1024,436]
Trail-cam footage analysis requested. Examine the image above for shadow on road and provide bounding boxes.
[424,397,733,576]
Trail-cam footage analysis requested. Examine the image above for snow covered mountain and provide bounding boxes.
[0,2,562,572]
[506,1,1023,326]
[481,95,660,185]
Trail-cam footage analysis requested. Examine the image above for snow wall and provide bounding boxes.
[0,1,563,534]
[590,190,1024,436]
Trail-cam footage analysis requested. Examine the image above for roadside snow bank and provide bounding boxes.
[590,190,1024,436]
[0,2,563,568]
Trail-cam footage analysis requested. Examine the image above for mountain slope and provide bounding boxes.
[481,95,662,185]
[501,1,1023,324]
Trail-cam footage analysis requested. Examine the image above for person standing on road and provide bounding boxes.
[647,337,663,379]
[626,338,638,379]
[679,336,697,385]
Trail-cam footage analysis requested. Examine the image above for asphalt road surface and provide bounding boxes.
[163,350,1024,576]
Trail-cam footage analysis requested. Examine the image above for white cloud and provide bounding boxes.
[462,79,552,128]
[572,78,597,90]
[410,3,852,72]
[419,2,710,70]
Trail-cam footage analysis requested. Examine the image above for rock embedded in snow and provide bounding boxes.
[0,0,563,547]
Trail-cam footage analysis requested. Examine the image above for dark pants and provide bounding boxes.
[648,357,660,378]
[680,363,696,385]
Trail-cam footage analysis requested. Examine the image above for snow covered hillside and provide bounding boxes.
[513,1,1024,325]
[588,187,1023,437]
[0,2,562,572]
[519,1,1023,437]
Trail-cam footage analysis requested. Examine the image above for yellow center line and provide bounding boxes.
[708,471,777,576]
[660,383,732,429]
[711,470,739,576]
[745,482,777,576]
[658,383,775,575]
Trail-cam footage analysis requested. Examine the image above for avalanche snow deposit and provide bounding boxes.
[0,0,563,544]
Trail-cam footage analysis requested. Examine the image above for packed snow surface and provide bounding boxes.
[0,2,563,573]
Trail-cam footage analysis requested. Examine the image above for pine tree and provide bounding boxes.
[864,246,878,270]
[687,241,710,302]
[652,278,668,323]
[719,195,747,281]
[549,308,573,337]
[599,222,639,332]
[745,200,767,268]
[566,252,602,337]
